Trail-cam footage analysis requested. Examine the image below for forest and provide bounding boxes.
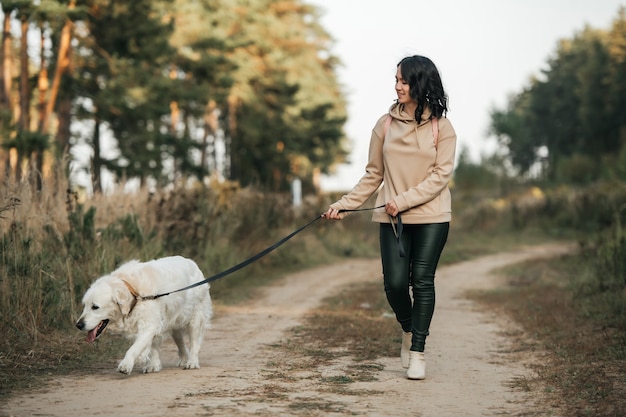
[0,0,347,194]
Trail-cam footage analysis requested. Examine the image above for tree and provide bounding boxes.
[216,0,348,192]
[166,0,236,182]
[71,0,179,190]
[0,0,74,186]
[489,89,538,178]
[489,8,626,183]
[607,8,626,149]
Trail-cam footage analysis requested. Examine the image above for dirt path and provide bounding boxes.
[1,244,571,417]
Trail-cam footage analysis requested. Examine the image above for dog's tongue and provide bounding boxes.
[86,329,97,343]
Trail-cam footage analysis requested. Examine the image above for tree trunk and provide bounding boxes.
[201,120,210,175]
[225,96,238,180]
[202,100,219,176]
[38,0,75,134]
[30,149,43,191]
[19,16,29,131]
[1,13,12,112]
[1,13,13,181]
[56,94,72,156]
[170,99,180,178]
[169,67,180,181]
[20,17,42,190]
[37,25,47,134]
[92,117,102,194]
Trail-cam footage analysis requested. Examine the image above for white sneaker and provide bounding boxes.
[407,351,425,380]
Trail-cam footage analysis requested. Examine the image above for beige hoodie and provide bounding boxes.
[330,102,457,224]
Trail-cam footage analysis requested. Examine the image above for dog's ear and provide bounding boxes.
[113,281,135,316]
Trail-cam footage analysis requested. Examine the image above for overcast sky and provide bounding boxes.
[310,0,625,191]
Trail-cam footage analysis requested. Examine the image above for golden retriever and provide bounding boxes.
[76,256,212,375]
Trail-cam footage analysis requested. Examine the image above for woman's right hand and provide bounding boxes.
[322,207,342,220]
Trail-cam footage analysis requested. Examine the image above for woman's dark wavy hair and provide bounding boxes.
[398,55,448,120]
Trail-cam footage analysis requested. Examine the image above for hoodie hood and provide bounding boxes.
[388,102,432,124]
[387,102,434,149]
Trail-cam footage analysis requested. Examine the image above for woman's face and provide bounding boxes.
[395,66,414,105]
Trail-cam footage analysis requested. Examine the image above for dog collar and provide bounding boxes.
[122,280,140,316]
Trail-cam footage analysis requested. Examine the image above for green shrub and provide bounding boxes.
[575,228,626,330]
[556,153,598,185]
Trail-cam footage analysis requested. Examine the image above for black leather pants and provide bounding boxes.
[380,221,449,352]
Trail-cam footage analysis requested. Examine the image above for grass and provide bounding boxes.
[469,253,626,417]
[0,331,126,398]
[283,280,399,364]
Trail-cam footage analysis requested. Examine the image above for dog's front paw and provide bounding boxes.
[117,359,134,375]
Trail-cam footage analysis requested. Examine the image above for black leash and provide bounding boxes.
[141,205,393,300]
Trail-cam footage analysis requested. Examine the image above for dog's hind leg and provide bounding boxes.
[171,328,189,368]
[183,313,205,370]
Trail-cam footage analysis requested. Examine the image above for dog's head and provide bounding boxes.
[75,276,136,342]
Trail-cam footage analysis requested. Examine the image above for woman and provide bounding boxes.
[324,55,456,380]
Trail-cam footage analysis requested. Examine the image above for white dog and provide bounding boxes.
[76,256,212,375]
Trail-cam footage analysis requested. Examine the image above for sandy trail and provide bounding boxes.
[1,244,571,417]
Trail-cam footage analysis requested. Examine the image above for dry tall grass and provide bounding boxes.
[0,169,383,399]
[0,168,380,379]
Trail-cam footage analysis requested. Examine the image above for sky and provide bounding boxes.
[311,0,626,191]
